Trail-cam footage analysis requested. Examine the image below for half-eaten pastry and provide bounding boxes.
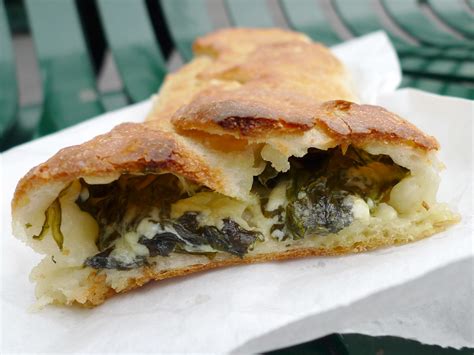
[11,28,459,306]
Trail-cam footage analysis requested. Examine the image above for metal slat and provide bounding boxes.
[402,51,474,81]
[98,0,167,103]
[380,0,473,47]
[333,0,407,47]
[225,0,274,27]
[338,334,473,355]
[403,75,474,99]
[334,0,472,60]
[25,0,103,136]
[0,0,18,147]
[160,0,214,61]
[280,0,342,45]
[427,0,474,39]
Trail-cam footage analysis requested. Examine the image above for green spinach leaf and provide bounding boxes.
[33,198,64,251]
[84,248,147,270]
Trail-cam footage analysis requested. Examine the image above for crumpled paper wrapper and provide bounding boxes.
[1,32,472,353]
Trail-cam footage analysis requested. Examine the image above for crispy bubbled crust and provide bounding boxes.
[12,122,222,211]
[151,28,438,151]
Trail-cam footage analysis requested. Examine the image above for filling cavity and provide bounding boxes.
[35,146,410,270]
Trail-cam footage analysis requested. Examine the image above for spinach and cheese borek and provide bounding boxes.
[11,28,459,306]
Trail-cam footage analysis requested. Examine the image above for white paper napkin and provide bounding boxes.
[1,32,472,353]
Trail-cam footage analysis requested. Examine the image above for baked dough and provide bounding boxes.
[11,28,459,307]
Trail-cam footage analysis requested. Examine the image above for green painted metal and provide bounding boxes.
[264,334,351,355]
[5,0,29,32]
[160,0,213,61]
[332,0,441,79]
[266,334,349,355]
[333,0,473,59]
[277,332,474,355]
[456,56,474,78]
[25,0,103,136]
[398,46,470,61]
[468,0,474,11]
[0,0,18,146]
[381,0,473,47]
[428,0,474,39]
[101,91,129,112]
[401,53,474,81]
[442,83,474,99]
[98,0,167,103]
[2,105,42,151]
[402,74,473,99]
[280,0,341,45]
[225,0,274,27]
[340,334,473,355]
[333,0,407,47]
[0,0,41,151]
[287,0,473,86]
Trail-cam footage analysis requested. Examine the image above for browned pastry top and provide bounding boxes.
[145,28,437,150]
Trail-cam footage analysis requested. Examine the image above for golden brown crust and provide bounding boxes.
[83,218,456,307]
[192,27,311,58]
[314,101,439,150]
[160,28,438,151]
[172,87,316,137]
[12,122,223,210]
[173,89,438,150]
[148,28,356,128]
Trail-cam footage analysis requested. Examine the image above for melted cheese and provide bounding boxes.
[171,192,265,231]
[110,231,149,265]
[364,144,440,214]
[351,197,370,223]
[374,203,398,220]
[266,180,289,212]
[113,208,220,259]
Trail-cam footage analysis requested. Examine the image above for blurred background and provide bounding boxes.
[1,1,473,353]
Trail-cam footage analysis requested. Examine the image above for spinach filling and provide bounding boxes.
[136,213,259,259]
[260,147,408,240]
[33,146,407,270]
[33,198,64,250]
[84,213,260,270]
[286,177,353,239]
[77,175,261,270]
[83,248,148,270]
